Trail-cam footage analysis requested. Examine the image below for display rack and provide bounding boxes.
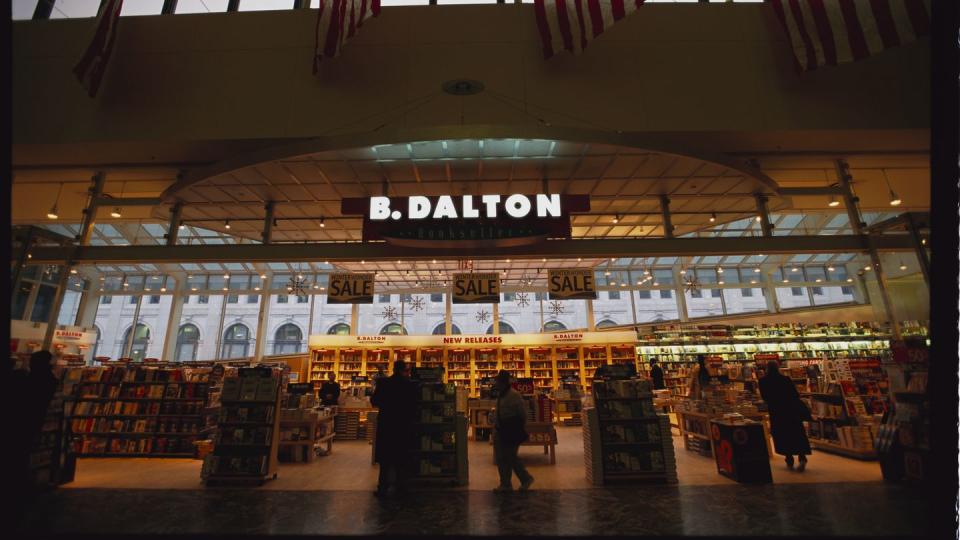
[29,382,72,489]
[410,377,468,486]
[203,366,282,486]
[66,366,209,458]
[309,348,337,390]
[876,340,929,482]
[584,378,677,485]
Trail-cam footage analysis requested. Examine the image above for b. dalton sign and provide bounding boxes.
[341,194,590,248]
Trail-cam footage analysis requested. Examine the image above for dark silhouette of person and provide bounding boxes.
[492,370,534,492]
[688,354,711,398]
[758,360,812,471]
[370,360,417,496]
[4,354,31,527]
[319,371,341,406]
[650,357,666,390]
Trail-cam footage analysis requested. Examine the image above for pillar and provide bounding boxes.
[78,172,105,247]
[162,279,186,361]
[754,194,773,237]
[904,213,930,288]
[587,298,597,331]
[762,271,780,314]
[866,246,902,339]
[492,303,500,335]
[41,263,74,351]
[254,284,272,362]
[214,294,228,360]
[835,160,865,235]
[262,201,275,244]
[444,292,452,334]
[672,265,689,322]
[74,283,101,328]
[350,304,359,335]
[166,203,183,246]
[659,195,674,239]
[123,294,144,359]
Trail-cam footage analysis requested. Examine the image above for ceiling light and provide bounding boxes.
[313,284,319,289]
[431,259,436,264]
[27,254,31,259]
[921,238,926,245]
[791,267,799,272]
[782,279,789,283]
[361,260,365,264]
[160,287,167,292]
[123,282,129,287]
[47,205,59,219]
[99,277,105,281]
[191,287,198,291]
[320,286,326,291]
[827,266,835,272]
[828,196,840,207]
[223,274,230,279]
[224,220,230,229]
[637,280,642,285]
[679,269,686,275]
[653,282,659,286]
[319,217,326,228]
[542,258,547,262]
[864,265,872,271]
[644,269,651,275]
[254,286,260,291]
[577,257,582,262]
[846,278,853,283]
[612,214,620,224]
[506,259,511,263]
[753,267,761,273]
[297,274,304,279]
[178,221,185,230]
[259,274,266,279]
[899,263,907,271]
[396,260,401,264]
[717,267,724,274]
[619,283,626,287]
[709,212,716,223]
[222,287,228,291]
[749,280,757,284]
[70,269,78,274]
[110,208,122,218]
[610,258,616,262]
[815,278,822,283]
[604,271,611,276]
[755,215,762,222]
[718,280,725,285]
[610,280,617,285]
[889,193,902,206]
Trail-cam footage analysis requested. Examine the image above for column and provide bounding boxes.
[75,285,101,328]
[904,213,930,288]
[626,270,637,327]
[587,298,597,331]
[162,278,186,361]
[672,265,689,322]
[350,304,359,335]
[253,285,272,362]
[41,263,74,351]
[166,203,183,246]
[835,160,865,235]
[445,292,453,334]
[214,295,228,360]
[78,172,105,247]
[763,271,780,314]
[262,201,275,244]
[866,249,902,339]
[492,303,500,335]
[659,195,674,239]
[754,194,773,237]
[123,294,144,359]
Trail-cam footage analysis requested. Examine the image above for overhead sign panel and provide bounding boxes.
[326,273,374,304]
[548,269,596,300]
[341,194,590,249]
[452,272,500,304]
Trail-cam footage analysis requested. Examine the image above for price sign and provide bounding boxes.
[452,273,500,304]
[512,378,535,395]
[547,269,597,300]
[890,341,929,365]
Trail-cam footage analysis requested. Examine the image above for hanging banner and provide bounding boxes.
[548,269,596,300]
[326,273,374,304]
[452,273,500,304]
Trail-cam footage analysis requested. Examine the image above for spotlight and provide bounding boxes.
[254,286,260,291]
[814,279,822,283]
[717,267,724,274]
[753,268,761,273]
[827,266,835,272]
[679,269,687,275]
[755,215,762,222]
[612,214,620,224]
[782,279,789,283]
[653,282,659,286]
[47,205,58,219]
[604,271,611,276]
[160,287,167,292]
[320,217,326,228]
[889,193,902,206]
[709,212,716,223]
[718,281,725,285]
[361,260,365,264]
[846,278,853,283]
[110,208,122,218]
[791,267,799,273]
[899,263,907,271]
[223,274,230,279]
[224,220,230,229]
[179,221,185,230]
[70,269,78,274]
[260,274,267,279]
[749,280,757,284]
[191,287,198,291]
[828,196,840,207]
[863,265,872,271]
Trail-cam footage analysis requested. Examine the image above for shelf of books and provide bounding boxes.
[307,331,639,399]
[584,377,677,485]
[876,339,929,483]
[410,375,468,486]
[30,381,73,489]
[309,349,336,390]
[203,366,282,486]
[65,366,210,458]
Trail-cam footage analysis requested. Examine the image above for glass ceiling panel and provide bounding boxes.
[722,255,745,264]
[89,238,108,246]
[139,264,158,271]
[201,263,224,271]
[789,254,812,263]
[812,254,833,262]
[117,265,138,272]
[94,224,121,237]
[268,262,290,271]
[142,224,167,238]
[180,263,202,271]
[205,237,225,244]
[835,254,856,262]
[224,263,246,271]
[773,214,803,233]
[699,256,721,264]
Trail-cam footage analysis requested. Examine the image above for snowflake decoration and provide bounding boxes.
[380,306,399,321]
[408,295,425,312]
[287,275,309,299]
[548,300,565,317]
[515,292,530,308]
[683,275,702,294]
[475,309,491,324]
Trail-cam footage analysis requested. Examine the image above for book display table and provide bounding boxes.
[710,419,772,484]
[491,421,558,464]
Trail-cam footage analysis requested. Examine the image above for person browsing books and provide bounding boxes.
[758,360,812,471]
[687,354,711,399]
[319,372,341,406]
[649,357,666,390]
[370,360,417,497]
[492,370,534,492]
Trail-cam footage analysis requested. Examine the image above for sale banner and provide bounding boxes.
[452,273,500,304]
[548,269,597,300]
[326,273,374,304]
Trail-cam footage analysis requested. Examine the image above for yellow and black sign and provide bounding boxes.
[548,269,596,300]
[452,273,500,304]
[327,273,375,304]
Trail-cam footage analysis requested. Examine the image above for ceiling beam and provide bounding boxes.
[26,235,917,265]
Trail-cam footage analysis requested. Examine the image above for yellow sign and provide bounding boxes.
[327,273,374,304]
[452,273,500,304]
[548,269,596,300]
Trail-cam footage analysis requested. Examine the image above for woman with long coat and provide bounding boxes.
[370,360,418,496]
[758,360,812,471]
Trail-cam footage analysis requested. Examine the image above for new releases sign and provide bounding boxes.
[341,194,590,249]
[326,273,374,304]
[548,269,596,300]
[452,273,500,304]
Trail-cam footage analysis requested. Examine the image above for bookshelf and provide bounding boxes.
[203,367,282,486]
[309,349,336,390]
[419,348,444,369]
[30,383,72,489]
[410,378,468,486]
[66,366,209,458]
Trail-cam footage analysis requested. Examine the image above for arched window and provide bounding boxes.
[432,323,462,335]
[596,319,618,329]
[222,323,251,359]
[486,321,515,334]
[327,323,350,335]
[380,323,407,335]
[273,323,304,355]
[121,323,150,362]
[176,324,200,362]
[543,320,567,332]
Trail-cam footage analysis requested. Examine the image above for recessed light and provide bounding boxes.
[753,268,761,273]
[827,266,835,272]
[110,208,122,218]
[863,265,872,271]
[899,264,907,271]
[718,281,725,285]
[846,278,853,283]
[160,287,167,292]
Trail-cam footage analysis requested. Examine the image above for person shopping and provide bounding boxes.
[370,360,417,496]
[687,354,711,399]
[319,371,341,406]
[758,360,813,471]
[649,357,665,390]
[492,370,534,492]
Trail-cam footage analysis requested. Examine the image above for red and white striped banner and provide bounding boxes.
[534,0,645,59]
[73,0,124,97]
[769,0,930,71]
[314,0,381,74]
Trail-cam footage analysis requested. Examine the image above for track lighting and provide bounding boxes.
[320,217,326,228]
[755,215,762,222]
[881,169,901,206]
[612,214,620,224]
[179,221,185,230]
[110,208,122,218]
[709,212,716,223]
[47,204,59,220]
[828,195,840,207]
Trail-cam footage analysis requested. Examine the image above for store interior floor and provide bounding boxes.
[64,427,882,491]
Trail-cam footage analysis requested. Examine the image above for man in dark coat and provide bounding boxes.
[370,360,417,496]
[318,372,341,406]
[758,360,812,471]
[649,357,666,390]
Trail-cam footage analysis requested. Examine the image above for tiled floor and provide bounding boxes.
[63,427,883,491]
[17,427,926,536]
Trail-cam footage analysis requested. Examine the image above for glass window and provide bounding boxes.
[176,0,230,13]
[636,290,651,299]
[543,320,567,332]
[722,288,767,315]
[29,284,57,322]
[811,287,824,296]
[221,323,251,359]
[502,293,516,302]
[175,324,201,362]
[121,0,164,16]
[12,282,33,320]
[696,268,718,284]
[431,294,443,303]
[248,295,259,304]
[401,294,413,303]
[149,295,161,304]
[380,322,407,335]
[227,294,239,304]
[685,289,723,319]
[710,289,722,298]
[277,295,289,304]
[433,322,461,335]
[777,287,812,309]
[297,295,309,304]
[690,290,702,298]
[827,265,849,281]
[790,287,804,296]
[13,0,39,20]
[379,294,391,303]
[718,268,738,283]
[238,0,292,11]
[805,266,827,282]
[535,292,545,301]
[740,288,753,297]
[841,286,854,296]
[327,323,350,335]
[198,295,209,304]
[121,324,151,362]
[273,323,304,355]
[659,289,672,299]
[608,290,620,300]
[486,322,516,334]
[129,296,138,304]
[183,295,190,304]
[595,319,618,329]
[653,269,674,285]
[101,295,113,304]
